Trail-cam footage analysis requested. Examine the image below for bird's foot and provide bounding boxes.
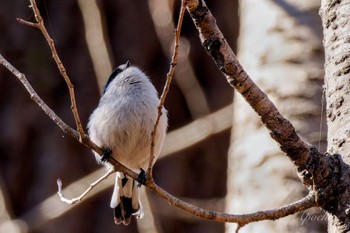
[101,147,112,163]
[136,169,147,187]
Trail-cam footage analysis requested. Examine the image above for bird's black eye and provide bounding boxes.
[103,61,131,94]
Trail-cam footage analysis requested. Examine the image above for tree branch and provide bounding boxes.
[15,0,140,179]
[0,52,136,180]
[186,0,309,166]
[57,169,115,204]
[0,53,78,139]
[2,52,315,225]
[17,0,86,142]
[185,0,341,201]
[146,182,316,227]
[147,0,187,176]
[148,0,211,118]
[0,0,325,227]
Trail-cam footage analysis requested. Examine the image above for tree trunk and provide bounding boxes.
[320,0,350,232]
[226,0,327,232]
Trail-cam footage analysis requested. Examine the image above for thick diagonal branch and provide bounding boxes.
[186,0,309,165]
[2,0,326,226]
[185,0,341,198]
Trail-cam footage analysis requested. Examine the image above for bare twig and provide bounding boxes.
[0,53,78,139]
[147,0,187,176]
[146,181,316,226]
[57,169,115,205]
[18,169,114,231]
[17,0,86,142]
[0,52,317,225]
[148,0,210,118]
[0,0,322,227]
[16,0,137,175]
[0,52,134,178]
[235,224,242,233]
[0,47,315,225]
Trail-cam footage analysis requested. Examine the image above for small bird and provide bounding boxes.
[87,61,168,225]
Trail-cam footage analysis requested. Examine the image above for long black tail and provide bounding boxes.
[110,172,143,225]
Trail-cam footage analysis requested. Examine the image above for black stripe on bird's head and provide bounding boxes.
[103,61,131,94]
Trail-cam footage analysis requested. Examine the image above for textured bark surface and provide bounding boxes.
[226,0,327,232]
[320,0,350,232]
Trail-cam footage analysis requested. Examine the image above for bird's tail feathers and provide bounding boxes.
[110,172,143,225]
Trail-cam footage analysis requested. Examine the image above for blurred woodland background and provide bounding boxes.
[0,0,328,233]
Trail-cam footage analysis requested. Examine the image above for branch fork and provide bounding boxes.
[57,169,115,205]
[0,0,330,229]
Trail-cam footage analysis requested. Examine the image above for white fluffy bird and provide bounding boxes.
[88,61,168,225]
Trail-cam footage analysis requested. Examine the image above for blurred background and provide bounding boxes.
[0,1,237,232]
[0,0,328,233]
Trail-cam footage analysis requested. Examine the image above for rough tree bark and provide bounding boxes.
[226,0,327,232]
[2,0,350,232]
[320,0,350,232]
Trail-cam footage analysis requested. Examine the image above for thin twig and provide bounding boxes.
[0,53,125,173]
[148,0,211,118]
[17,0,86,142]
[1,52,317,223]
[1,0,320,226]
[16,0,137,180]
[0,53,78,139]
[235,224,242,233]
[57,169,115,204]
[16,18,39,28]
[147,0,187,177]
[146,181,316,225]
